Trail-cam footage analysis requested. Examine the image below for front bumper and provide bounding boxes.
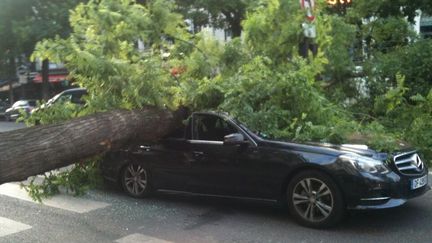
[337,167,430,210]
[351,184,430,210]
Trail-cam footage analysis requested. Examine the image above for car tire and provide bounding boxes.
[121,163,152,198]
[287,170,345,228]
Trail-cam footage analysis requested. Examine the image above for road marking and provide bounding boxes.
[0,217,32,237]
[115,233,172,243]
[0,183,110,214]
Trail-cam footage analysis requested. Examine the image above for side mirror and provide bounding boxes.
[224,133,246,145]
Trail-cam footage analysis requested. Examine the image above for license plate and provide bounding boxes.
[411,175,428,190]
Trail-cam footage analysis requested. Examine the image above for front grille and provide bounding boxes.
[393,151,425,175]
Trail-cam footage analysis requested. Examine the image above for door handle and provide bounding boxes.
[139,145,151,151]
[193,151,204,157]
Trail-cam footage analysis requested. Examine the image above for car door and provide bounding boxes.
[131,120,195,192]
[187,113,266,197]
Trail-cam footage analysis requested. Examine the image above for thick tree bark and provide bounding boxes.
[0,106,185,184]
[42,59,50,101]
[8,80,14,104]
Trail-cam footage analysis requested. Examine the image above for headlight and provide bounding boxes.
[340,154,390,174]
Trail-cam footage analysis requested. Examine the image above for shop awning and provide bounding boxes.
[33,74,68,83]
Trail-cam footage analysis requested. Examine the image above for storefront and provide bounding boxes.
[420,14,432,38]
[0,68,73,104]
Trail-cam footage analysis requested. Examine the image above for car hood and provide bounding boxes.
[261,139,388,160]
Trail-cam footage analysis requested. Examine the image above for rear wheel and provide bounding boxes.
[121,163,151,198]
[287,170,345,228]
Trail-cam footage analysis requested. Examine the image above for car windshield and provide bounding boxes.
[47,93,62,105]
[230,117,271,140]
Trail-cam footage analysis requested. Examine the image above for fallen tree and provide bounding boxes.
[0,106,186,184]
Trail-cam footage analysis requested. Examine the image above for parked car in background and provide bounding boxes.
[0,100,10,120]
[101,111,429,228]
[4,100,36,121]
[32,88,87,114]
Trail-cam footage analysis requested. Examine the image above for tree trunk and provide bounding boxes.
[230,13,243,38]
[8,80,14,105]
[222,10,243,38]
[42,59,50,101]
[0,107,186,184]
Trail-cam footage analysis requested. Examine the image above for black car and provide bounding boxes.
[101,111,430,228]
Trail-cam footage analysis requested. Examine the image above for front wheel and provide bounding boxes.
[287,170,345,228]
[121,163,151,198]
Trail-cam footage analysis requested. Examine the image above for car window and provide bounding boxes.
[71,92,86,104]
[28,101,36,106]
[57,94,73,103]
[193,114,238,141]
[48,93,63,105]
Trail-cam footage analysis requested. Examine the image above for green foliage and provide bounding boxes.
[348,0,432,23]
[373,74,408,114]
[372,78,432,162]
[322,15,356,82]
[22,158,102,203]
[33,0,187,111]
[360,121,400,152]
[26,101,83,126]
[243,0,304,60]
[369,40,432,98]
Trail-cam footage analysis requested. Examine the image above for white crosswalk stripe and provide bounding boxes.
[0,217,32,237]
[115,233,172,243]
[0,183,110,213]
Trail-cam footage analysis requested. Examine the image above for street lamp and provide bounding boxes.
[327,0,352,5]
[326,0,352,15]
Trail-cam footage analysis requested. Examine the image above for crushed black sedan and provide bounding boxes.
[101,112,430,228]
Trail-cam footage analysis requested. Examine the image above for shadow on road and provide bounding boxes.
[101,182,430,232]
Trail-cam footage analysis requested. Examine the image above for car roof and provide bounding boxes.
[193,111,232,119]
[15,99,36,102]
[60,88,87,94]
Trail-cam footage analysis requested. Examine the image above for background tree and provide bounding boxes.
[348,0,432,22]
[0,0,30,102]
[175,0,258,37]
[0,0,85,100]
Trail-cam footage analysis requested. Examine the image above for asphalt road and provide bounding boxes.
[1,121,431,243]
[0,121,25,133]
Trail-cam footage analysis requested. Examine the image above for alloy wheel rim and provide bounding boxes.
[124,164,147,195]
[292,178,334,222]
